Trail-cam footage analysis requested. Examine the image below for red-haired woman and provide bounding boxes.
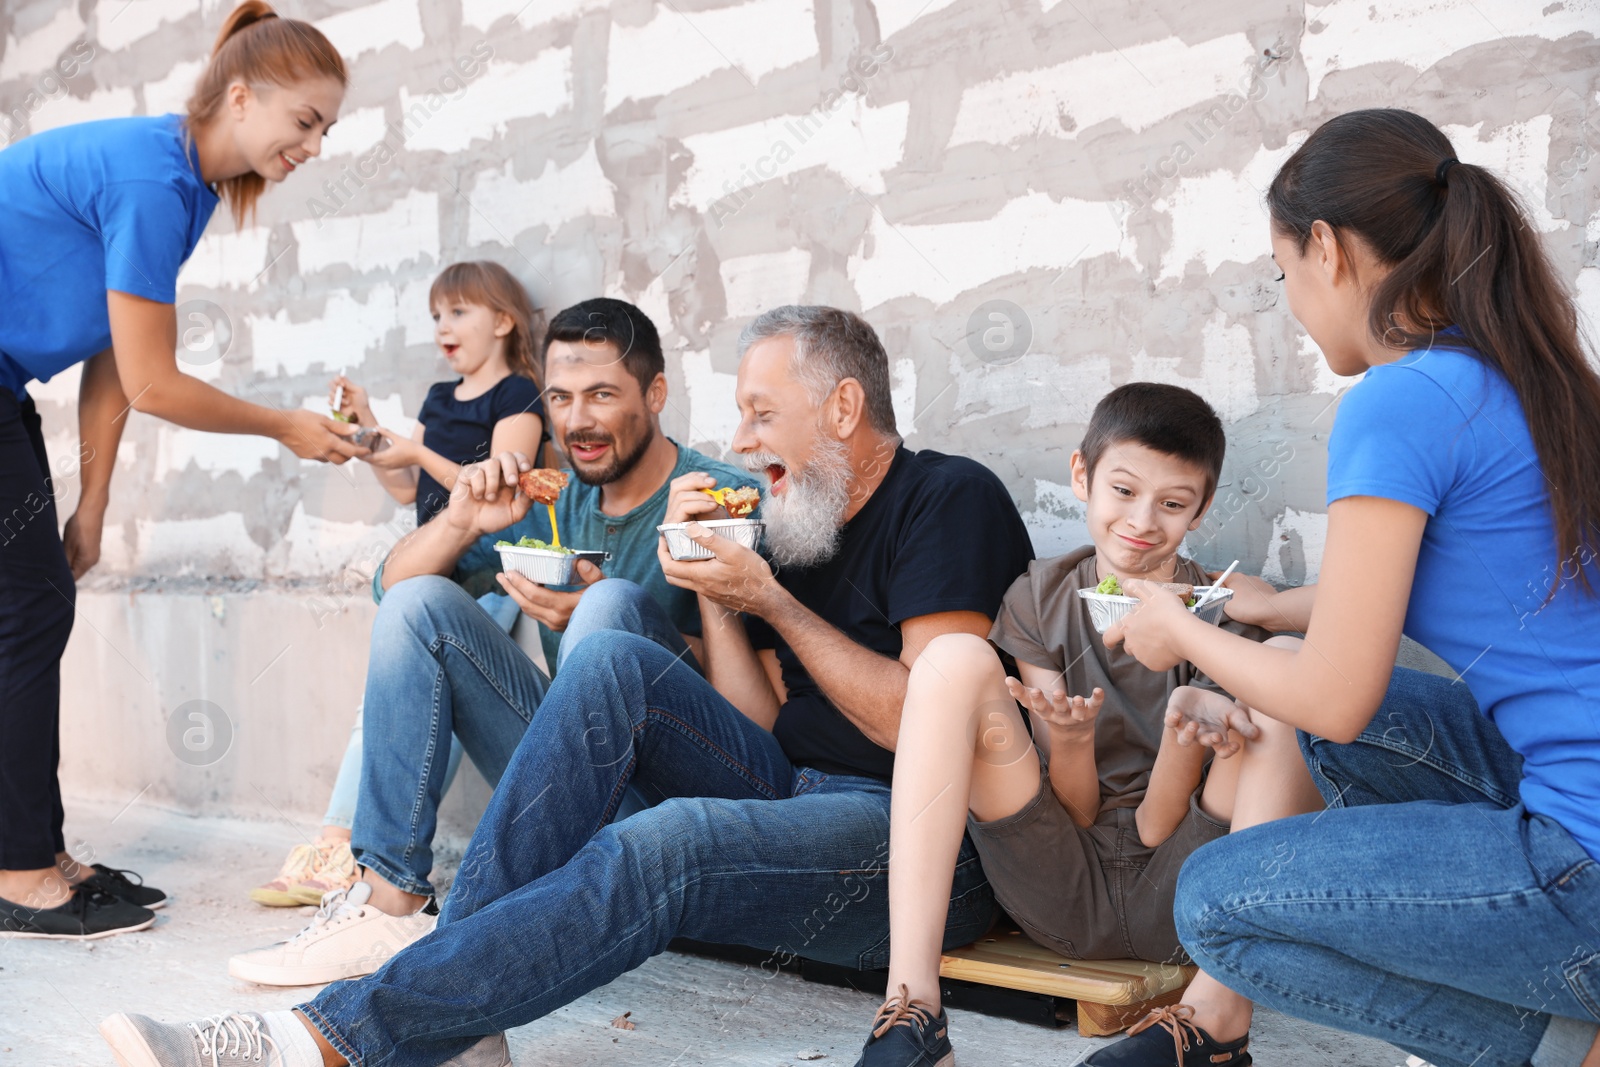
[0,1,356,939]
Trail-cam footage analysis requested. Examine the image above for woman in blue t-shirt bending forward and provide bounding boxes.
[1093,109,1600,1067]
[0,2,359,939]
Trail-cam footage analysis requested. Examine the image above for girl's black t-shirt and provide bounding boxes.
[744,447,1035,781]
[414,374,544,525]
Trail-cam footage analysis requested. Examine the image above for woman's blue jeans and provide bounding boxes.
[1176,666,1600,1067]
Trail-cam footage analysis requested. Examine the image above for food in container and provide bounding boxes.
[657,519,765,561]
[349,425,388,452]
[1077,575,1235,634]
[516,468,572,548]
[494,537,605,585]
[518,468,569,505]
[699,485,761,518]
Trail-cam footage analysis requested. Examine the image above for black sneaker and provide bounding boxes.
[852,984,954,1066]
[79,863,168,909]
[0,884,156,939]
[1083,1006,1251,1066]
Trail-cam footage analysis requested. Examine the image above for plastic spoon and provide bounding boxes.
[1192,560,1238,611]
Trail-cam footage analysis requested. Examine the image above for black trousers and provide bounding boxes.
[0,387,75,870]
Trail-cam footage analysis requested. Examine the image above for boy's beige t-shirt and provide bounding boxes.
[988,545,1268,811]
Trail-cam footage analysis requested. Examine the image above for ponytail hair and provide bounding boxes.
[185,1,347,227]
[429,261,546,389]
[1269,108,1600,597]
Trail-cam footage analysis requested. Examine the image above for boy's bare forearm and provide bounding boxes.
[1044,733,1101,828]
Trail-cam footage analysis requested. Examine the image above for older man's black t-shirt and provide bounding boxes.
[744,447,1034,781]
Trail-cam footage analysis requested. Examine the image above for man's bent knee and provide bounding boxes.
[376,574,476,637]
[573,578,651,620]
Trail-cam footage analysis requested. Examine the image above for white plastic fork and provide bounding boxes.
[1193,559,1239,612]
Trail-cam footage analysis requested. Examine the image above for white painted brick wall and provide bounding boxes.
[0,0,1590,594]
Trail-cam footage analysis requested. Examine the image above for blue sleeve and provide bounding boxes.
[96,180,192,303]
[1326,367,1472,515]
[886,468,1034,625]
[491,375,544,423]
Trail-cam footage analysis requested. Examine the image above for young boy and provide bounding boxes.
[851,383,1322,1067]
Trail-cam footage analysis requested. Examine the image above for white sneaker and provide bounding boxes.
[100,1012,287,1067]
[100,1010,511,1066]
[228,881,436,987]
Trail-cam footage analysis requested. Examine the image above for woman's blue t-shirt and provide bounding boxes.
[1328,341,1600,859]
[0,114,219,399]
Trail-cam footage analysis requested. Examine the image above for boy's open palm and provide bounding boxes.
[1006,677,1103,744]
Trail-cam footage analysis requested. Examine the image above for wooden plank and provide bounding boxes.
[1078,984,1191,1036]
[940,929,1193,1005]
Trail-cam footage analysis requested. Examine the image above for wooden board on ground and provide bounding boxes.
[940,925,1195,1036]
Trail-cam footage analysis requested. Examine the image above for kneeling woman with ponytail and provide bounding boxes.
[0,2,355,940]
[1092,109,1600,1067]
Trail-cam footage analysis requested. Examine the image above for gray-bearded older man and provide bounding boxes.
[100,306,1035,1067]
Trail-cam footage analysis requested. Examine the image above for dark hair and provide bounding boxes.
[1269,108,1600,596]
[186,1,347,227]
[429,261,543,387]
[736,305,899,436]
[1081,383,1226,500]
[543,297,664,395]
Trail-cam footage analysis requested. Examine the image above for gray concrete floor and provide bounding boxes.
[4,801,1410,1066]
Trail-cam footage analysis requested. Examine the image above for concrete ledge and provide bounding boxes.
[58,586,491,845]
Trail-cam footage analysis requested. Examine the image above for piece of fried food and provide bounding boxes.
[720,486,760,518]
[700,486,760,518]
[518,468,569,504]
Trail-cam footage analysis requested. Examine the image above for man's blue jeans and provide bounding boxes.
[1176,667,1600,1067]
[302,631,996,1067]
[352,577,692,897]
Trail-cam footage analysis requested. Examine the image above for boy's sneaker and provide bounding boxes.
[81,864,168,909]
[1083,1005,1251,1066]
[100,1011,511,1066]
[0,884,156,940]
[228,880,437,986]
[851,984,954,1066]
[288,839,357,905]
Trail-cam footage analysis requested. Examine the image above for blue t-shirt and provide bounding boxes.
[0,114,219,399]
[375,439,751,674]
[413,375,545,526]
[1328,342,1600,859]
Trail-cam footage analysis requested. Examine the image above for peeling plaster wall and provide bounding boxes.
[2,0,1594,813]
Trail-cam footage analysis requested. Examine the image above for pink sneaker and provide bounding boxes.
[288,838,357,906]
[248,843,320,908]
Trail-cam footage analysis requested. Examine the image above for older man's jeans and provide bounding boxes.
[302,632,996,1067]
[1176,667,1600,1067]
[352,577,692,898]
